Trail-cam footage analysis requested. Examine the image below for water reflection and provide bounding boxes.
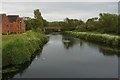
[2,49,43,79]
[62,35,76,49]
[2,33,119,79]
[62,35,120,57]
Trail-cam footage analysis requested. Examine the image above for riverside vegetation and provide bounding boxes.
[2,9,120,75]
[2,9,48,74]
[64,31,120,47]
[2,30,48,67]
[35,13,119,48]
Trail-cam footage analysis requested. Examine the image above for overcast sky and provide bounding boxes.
[1,0,120,2]
[0,1,119,22]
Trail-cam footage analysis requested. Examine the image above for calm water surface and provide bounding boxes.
[14,32,118,78]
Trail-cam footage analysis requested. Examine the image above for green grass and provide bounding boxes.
[65,31,120,47]
[2,30,48,67]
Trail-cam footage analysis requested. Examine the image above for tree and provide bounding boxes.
[86,17,98,31]
[43,19,49,27]
[34,9,43,20]
[61,18,84,31]
[34,9,44,31]
[99,13,118,34]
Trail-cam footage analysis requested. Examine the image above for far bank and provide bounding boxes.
[64,31,120,48]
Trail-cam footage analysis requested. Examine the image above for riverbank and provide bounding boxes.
[64,31,120,47]
[2,30,48,68]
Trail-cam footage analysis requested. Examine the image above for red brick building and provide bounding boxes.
[7,15,21,34]
[0,14,26,35]
[0,14,9,35]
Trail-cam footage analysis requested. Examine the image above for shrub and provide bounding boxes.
[65,31,120,47]
[2,30,48,67]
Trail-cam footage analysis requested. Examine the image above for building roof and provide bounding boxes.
[7,15,19,22]
[0,14,6,23]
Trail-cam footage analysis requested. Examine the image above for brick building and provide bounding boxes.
[0,14,26,35]
[0,14,9,34]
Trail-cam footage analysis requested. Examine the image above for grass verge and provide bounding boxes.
[64,31,120,47]
[2,30,48,67]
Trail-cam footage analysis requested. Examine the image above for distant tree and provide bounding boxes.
[23,17,33,30]
[48,22,60,27]
[99,13,118,34]
[61,18,84,31]
[43,19,49,27]
[118,15,120,34]
[34,9,44,31]
[86,17,98,31]
[34,9,43,20]
[24,9,46,33]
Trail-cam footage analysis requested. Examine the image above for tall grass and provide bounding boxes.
[2,30,48,67]
[65,31,120,47]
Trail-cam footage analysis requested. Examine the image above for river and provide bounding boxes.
[4,32,119,78]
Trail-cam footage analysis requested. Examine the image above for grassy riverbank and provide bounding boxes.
[65,31,120,47]
[2,30,48,67]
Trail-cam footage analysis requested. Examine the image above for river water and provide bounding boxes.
[9,32,119,78]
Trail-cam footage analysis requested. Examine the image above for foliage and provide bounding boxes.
[53,13,118,35]
[65,31,120,47]
[75,13,119,35]
[61,18,84,31]
[24,9,49,33]
[48,21,60,27]
[34,9,43,20]
[2,30,48,67]
[24,10,119,35]
[98,13,118,34]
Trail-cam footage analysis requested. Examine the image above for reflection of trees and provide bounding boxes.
[80,40,83,47]
[62,34,120,57]
[2,61,32,79]
[99,47,120,57]
[62,35,78,49]
[2,49,43,79]
[87,41,120,57]
[81,39,120,57]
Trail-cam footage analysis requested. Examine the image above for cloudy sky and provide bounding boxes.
[0,0,119,22]
[1,0,120,2]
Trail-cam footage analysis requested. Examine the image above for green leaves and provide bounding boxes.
[65,31,120,47]
[2,31,48,67]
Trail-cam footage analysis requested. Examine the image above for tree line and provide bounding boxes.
[59,13,119,35]
[24,9,119,35]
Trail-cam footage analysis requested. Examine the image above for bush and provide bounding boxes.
[2,30,48,67]
[2,33,8,35]
[65,31,120,47]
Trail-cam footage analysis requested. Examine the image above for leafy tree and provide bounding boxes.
[24,9,46,33]
[34,9,43,20]
[98,13,118,34]
[61,18,84,31]
[86,17,98,31]
[43,19,49,27]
